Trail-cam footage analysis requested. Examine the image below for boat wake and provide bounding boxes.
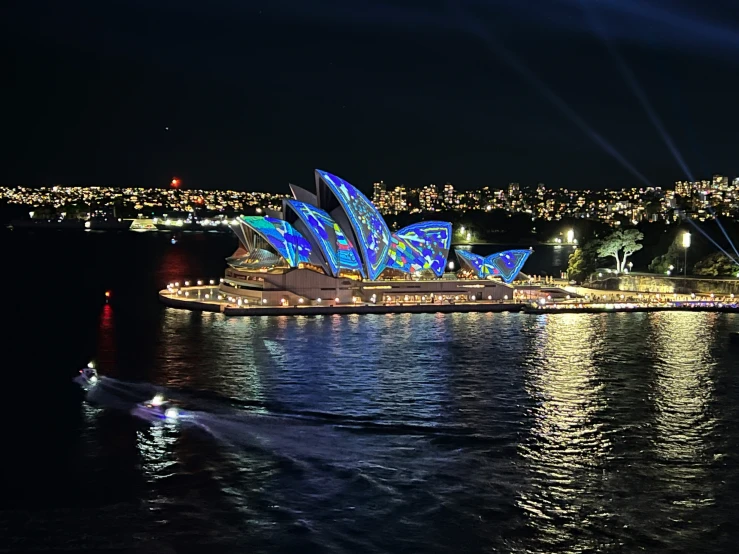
[81,377,473,467]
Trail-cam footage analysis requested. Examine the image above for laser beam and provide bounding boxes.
[449,1,654,189]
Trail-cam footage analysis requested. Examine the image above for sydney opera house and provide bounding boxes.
[219,170,531,305]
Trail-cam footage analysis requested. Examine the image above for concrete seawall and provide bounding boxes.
[159,290,524,316]
[593,274,739,295]
[159,289,739,317]
[159,293,224,313]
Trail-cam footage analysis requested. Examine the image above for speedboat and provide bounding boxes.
[131,394,181,423]
[74,362,99,390]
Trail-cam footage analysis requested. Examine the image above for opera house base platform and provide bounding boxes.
[218,267,516,306]
[159,284,739,317]
[159,268,530,316]
[158,286,527,317]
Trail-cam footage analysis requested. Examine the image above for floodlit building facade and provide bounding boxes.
[219,170,530,305]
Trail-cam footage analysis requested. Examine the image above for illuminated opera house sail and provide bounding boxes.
[454,249,532,284]
[229,170,452,280]
[221,170,531,305]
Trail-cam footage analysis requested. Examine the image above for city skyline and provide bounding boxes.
[4,171,739,227]
[4,1,739,190]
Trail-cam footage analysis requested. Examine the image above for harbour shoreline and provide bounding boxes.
[158,287,739,317]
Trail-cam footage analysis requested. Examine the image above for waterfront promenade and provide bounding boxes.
[158,287,525,316]
[158,285,739,317]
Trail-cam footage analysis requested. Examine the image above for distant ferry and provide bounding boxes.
[154,219,235,232]
[155,221,201,232]
[130,218,158,231]
[86,218,132,230]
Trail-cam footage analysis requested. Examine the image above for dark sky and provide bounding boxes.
[4,0,739,192]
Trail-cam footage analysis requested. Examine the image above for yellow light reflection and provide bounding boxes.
[518,314,609,552]
[649,312,718,505]
[156,309,264,403]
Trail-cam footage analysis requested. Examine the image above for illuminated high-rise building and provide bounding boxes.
[675,180,694,198]
[419,184,438,211]
[390,185,407,213]
[372,181,388,213]
[443,183,455,207]
[713,174,728,190]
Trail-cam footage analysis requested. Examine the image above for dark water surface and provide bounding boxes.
[5,230,739,553]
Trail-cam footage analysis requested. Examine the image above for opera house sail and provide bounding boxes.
[454,249,532,284]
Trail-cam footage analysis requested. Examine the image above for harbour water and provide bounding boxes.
[6,230,739,553]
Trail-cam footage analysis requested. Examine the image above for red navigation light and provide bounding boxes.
[170,178,181,189]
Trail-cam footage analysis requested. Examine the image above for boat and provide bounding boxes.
[73,362,99,391]
[155,221,201,232]
[131,394,181,423]
[130,218,158,231]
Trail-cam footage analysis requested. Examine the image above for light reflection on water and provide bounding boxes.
[651,312,718,467]
[638,312,721,546]
[82,308,739,553]
[518,314,611,553]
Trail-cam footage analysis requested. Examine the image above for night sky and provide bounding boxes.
[4,0,739,192]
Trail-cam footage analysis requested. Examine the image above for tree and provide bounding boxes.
[649,236,683,274]
[597,229,643,273]
[693,253,739,277]
[567,239,600,281]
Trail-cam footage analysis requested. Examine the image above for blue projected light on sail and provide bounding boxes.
[386,222,452,277]
[454,248,531,282]
[455,249,485,275]
[286,200,365,277]
[317,170,391,281]
[239,215,312,267]
[482,250,531,283]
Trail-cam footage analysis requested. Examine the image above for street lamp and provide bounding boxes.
[682,232,691,277]
[448,261,455,271]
